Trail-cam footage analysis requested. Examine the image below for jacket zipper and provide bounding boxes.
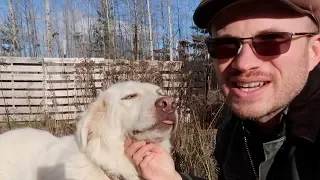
[242,121,259,180]
[244,136,259,180]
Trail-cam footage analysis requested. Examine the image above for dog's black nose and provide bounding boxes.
[155,96,177,113]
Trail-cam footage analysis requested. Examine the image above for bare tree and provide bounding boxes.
[102,0,115,59]
[52,0,63,57]
[110,0,117,59]
[160,0,166,60]
[167,0,173,61]
[133,0,140,60]
[63,0,70,57]
[105,0,111,59]
[8,0,19,56]
[126,0,134,60]
[45,0,52,57]
[139,0,145,60]
[27,0,40,57]
[146,0,154,61]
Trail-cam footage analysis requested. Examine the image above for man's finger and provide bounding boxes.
[124,138,132,149]
[132,143,155,165]
[125,140,147,157]
[140,152,156,171]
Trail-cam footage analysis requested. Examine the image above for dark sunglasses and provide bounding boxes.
[205,32,318,59]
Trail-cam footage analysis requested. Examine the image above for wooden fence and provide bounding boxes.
[0,57,209,123]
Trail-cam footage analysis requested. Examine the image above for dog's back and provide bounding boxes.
[0,128,59,180]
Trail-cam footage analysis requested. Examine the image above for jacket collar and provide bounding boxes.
[288,64,320,143]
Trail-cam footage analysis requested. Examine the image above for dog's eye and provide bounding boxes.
[122,93,138,100]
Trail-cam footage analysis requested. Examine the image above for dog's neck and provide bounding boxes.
[82,135,141,180]
[81,132,171,180]
[100,166,127,180]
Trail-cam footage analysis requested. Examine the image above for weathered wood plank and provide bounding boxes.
[0,82,103,90]
[0,73,104,81]
[0,65,78,73]
[44,58,105,64]
[0,82,44,89]
[0,89,99,98]
[0,105,87,114]
[0,113,79,122]
[0,97,93,106]
[0,65,44,72]
[0,57,43,64]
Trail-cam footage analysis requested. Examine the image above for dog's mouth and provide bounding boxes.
[129,110,177,142]
[132,119,175,136]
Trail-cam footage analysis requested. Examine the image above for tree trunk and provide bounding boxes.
[160,0,166,61]
[133,0,139,60]
[28,0,39,57]
[110,0,117,59]
[105,0,111,58]
[139,0,144,60]
[146,0,154,61]
[126,0,134,60]
[63,0,69,58]
[19,12,26,56]
[45,0,52,57]
[53,4,62,57]
[24,0,32,56]
[115,1,124,58]
[167,0,173,61]
[8,0,19,56]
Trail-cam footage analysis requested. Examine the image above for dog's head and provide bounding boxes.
[76,81,178,149]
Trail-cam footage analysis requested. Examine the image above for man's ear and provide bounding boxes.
[308,34,320,71]
[76,98,108,149]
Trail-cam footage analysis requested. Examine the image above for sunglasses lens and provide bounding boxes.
[206,37,241,59]
[253,32,292,56]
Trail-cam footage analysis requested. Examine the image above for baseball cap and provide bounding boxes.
[193,0,320,30]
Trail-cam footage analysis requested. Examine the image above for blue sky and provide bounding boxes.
[0,0,201,30]
[0,1,8,24]
[0,0,202,57]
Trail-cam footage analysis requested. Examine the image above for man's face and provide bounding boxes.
[210,2,317,122]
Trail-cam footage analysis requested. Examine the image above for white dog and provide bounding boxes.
[0,81,178,180]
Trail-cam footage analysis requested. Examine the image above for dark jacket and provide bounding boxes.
[180,64,320,180]
[214,64,320,180]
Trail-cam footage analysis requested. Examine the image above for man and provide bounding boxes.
[125,0,320,180]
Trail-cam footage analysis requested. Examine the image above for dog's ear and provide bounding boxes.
[76,98,108,149]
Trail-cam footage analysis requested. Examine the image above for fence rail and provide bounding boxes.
[0,57,208,123]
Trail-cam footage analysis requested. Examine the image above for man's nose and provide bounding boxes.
[231,43,263,72]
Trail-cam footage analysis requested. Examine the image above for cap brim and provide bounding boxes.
[193,0,235,29]
[193,0,319,30]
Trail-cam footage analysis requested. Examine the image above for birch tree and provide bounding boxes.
[167,0,173,61]
[8,0,19,56]
[52,1,62,57]
[102,0,115,59]
[27,0,40,57]
[139,0,144,60]
[63,0,70,57]
[126,0,134,59]
[146,0,154,61]
[160,0,166,60]
[133,0,139,60]
[105,0,111,58]
[110,0,117,59]
[45,0,52,57]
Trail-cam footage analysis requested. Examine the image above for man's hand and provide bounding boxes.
[124,138,182,180]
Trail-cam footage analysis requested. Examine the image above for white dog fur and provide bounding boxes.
[0,81,178,180]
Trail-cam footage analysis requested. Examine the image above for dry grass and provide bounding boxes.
[0,58,227,180]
